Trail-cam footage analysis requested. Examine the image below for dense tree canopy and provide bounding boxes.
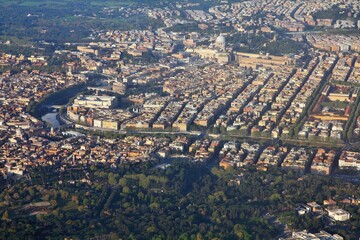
[1,162,360,239]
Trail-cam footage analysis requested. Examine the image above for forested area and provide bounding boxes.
[1,162,360,239]
[0,3,164,43]
[226,33,306,56]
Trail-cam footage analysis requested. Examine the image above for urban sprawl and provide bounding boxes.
[2,0,360,238]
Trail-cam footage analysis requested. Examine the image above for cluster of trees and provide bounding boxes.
[344,93,360,142]
[0,44,45,57]
[166,23,233,35]
[1,162,360,239]
[312,6,355,21]
[26,83,86,118]
[122,51,159,65]
[0,3,164,43]
[259,38,305,56]
[226,33,306,56]
[166,23,201,33]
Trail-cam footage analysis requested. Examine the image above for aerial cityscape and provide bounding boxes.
[1,0,360,239]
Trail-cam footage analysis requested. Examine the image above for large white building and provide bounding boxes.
[339,151,360,170]
[73,95,118,109]
[326,207,351,221]
[279,230,343,240]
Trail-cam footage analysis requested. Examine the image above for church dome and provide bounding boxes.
[215,34,225,45]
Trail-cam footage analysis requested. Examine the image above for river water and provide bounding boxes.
[41,112,60,128]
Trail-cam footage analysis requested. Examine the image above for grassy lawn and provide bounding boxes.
[320,101,349,109]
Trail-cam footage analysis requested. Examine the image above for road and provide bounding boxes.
[56,105,351,150]
[70,119,346,149]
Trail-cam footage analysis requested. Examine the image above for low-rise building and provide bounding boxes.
[73,95,118,109]
[326,207,351,221]
[339,151,360,170]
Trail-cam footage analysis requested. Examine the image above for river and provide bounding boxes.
[36,73,108,128]
[41,112,60,128]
